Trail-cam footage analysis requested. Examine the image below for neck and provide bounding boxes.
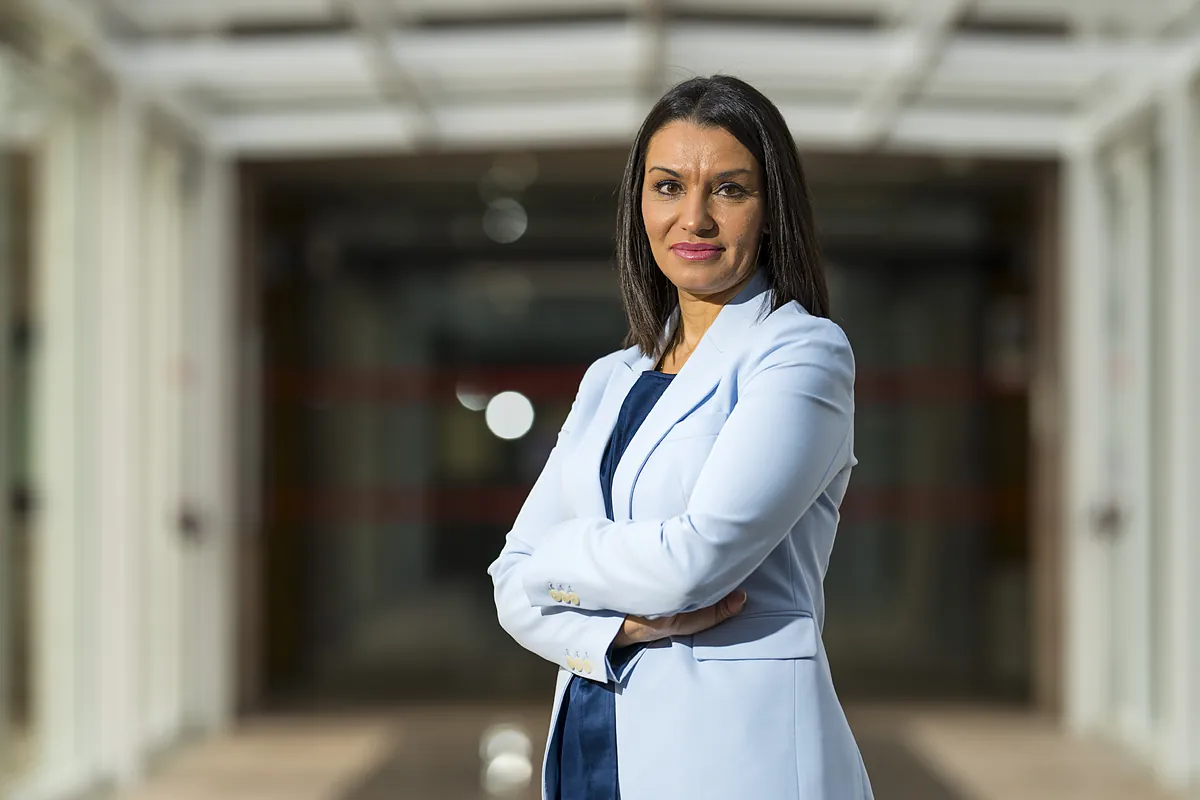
[674,270,756,347]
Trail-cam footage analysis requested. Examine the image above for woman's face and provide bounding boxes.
[640,120,767,300]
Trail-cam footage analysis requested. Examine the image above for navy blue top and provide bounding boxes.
[548,369,675,800]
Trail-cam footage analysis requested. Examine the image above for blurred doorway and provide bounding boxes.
[1,136,35,785]
[815,161,1051,700]
[243,152,1052,708]
[246,151,631,704]
[0,119,11,791]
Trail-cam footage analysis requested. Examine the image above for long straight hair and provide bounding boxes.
[616,75,830,357]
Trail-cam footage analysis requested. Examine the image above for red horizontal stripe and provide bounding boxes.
[267,366,1002,404]
[266,485,1025,526]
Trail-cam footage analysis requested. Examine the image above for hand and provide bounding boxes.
[613,590,747,648]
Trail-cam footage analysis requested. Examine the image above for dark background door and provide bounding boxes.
[246,152,1042,706]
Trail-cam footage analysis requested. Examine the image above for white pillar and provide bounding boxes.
[29,106,89,800]
[181,149,237,733]
[91,88,144,787]
[137,138,185,753]
[1157,73,1200,791]
[1061,142,1111,733]
[1108,140,1156,755]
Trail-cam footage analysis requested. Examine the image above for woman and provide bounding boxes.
[487,75,873,800]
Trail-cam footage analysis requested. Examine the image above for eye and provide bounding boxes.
[716,182,747,198]
[652,179,683,196]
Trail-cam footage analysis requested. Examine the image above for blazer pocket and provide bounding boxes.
[691,611,818,661]
[662,411,727,443]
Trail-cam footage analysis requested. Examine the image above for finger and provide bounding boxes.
[719,590,747,620]
[673,607,715,636]
[679,592,744,634]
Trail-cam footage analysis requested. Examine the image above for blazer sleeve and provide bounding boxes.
[486,358,629,685]
[520,317,855,619]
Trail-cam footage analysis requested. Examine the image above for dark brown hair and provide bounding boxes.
[617,75,830,357]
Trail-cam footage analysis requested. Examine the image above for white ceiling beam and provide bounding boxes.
[119,0,637,31]
[1157,0,1200,33]
[123,23,646,92]
[638,0,667,99]
[679,0,1173,29]
[24,0,210,143]
[344,0,433,143]
[1071,36,1200,149]
[123,35,374,89]
[663,25,901,90]
[215,94,1066,158]
[674,0,886,13]
[1072,78,1158,151]
[938,36,1161,84]
[214,96,647,156]
[124,0,884,31]
[972,0,1170,28]
[854,0,973,146]
[111,0,1186,35]
[889,106,1066,155]
[0,64,49,145]
[214,106,418,155]
[395,0,639,17]
[120,0,339,31]
[123,24,1163,105]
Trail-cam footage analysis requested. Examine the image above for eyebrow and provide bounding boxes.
[648,166,754,180]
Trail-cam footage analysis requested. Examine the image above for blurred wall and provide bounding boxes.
[1,4,1200,799]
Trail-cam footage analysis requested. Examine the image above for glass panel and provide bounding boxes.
[263,262,624,697]
[823,259,990,683]
[818,186,1035,698]
[0,91,11,791]
[0,50,43,787]
[255,158,630,696]
[253,156,1035,704]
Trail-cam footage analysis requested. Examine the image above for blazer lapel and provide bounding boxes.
[565,356,641,519]
[609,271,773,522]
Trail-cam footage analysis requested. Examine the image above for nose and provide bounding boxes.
[679,191,716,235]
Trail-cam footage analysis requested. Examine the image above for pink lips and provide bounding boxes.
[670,242,724,261]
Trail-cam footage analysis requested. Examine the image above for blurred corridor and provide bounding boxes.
[3,1,1200,799]
[105,704,1184,800]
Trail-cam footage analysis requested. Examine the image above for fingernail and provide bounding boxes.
[731,591,747,611]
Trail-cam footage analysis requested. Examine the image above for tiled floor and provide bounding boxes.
[907,706,1191,800]
[111,715,400,800]
[107,704,1189,800]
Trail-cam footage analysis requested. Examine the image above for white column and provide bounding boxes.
[1108,140,1156,755]
[1156,74,1200,790]
[1061,142,1111,733]
[91,88,144,787]
[137,139,185,753]
[181,149,237,733]
[28,108,89,800]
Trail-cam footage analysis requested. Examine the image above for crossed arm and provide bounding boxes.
[487,323,854,680]
[487,359,631,683]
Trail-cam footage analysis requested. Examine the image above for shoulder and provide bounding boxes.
[559,346,637,434]
[741,301,854,380]
[577,347,635,394]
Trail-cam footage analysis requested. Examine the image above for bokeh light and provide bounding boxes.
[485,391,535,440]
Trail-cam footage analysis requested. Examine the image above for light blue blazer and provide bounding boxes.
[488,270,874,799]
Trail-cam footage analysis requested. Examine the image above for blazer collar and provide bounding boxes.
[567,270,775,522]
[619,267,773,374]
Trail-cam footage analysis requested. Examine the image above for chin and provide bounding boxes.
[661,262,746,299]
